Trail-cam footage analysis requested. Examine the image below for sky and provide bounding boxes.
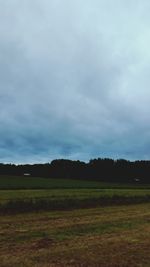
[0,0,150,163]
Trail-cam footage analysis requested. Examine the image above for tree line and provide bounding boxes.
[0,158,150,183]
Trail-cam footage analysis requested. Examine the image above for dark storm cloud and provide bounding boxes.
[0,0,150,163]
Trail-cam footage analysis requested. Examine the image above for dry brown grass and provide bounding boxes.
[0,203,150,267]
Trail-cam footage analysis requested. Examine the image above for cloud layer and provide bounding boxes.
[0,0,150,163]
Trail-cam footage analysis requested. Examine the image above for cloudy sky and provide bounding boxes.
[0,0,150,163]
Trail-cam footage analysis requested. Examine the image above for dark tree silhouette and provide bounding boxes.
[0,158,150,184]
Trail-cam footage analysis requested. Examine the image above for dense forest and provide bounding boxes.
[0,158,150,184]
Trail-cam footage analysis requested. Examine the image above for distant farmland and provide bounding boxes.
[0,175,114,189]
[0,175,150,190]
[0,175,150,213]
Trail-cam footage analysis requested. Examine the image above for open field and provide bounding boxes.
[1,175,150,190]
[0,176,106,189]
[0,176,150,213]
[1,176,150,266]
[0,188,150,213]
[0,203,150,267]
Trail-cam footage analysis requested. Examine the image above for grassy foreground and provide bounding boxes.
[1,203,150,267]
[1,176,150,266]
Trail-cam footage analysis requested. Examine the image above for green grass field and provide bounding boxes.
[0,175,150,266]
[1,175,150,189]
[0,188,150,212]
[0,175,105,189]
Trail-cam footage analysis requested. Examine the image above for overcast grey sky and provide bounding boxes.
[0,0,150,163]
